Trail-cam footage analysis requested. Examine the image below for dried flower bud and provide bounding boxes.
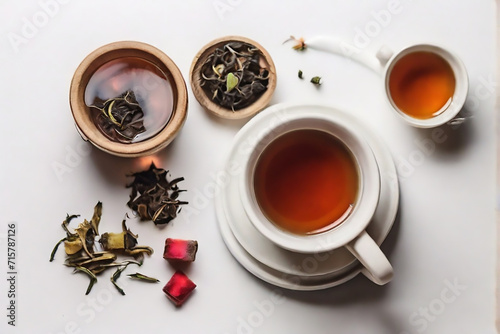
[284,36,307,51]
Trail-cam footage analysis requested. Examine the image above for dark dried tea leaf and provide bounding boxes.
[200,41,270,111]
[127,163,188,225]
[89,90,146,143]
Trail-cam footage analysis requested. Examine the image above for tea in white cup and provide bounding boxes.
[239,110,393,285]
[378,44,468,128]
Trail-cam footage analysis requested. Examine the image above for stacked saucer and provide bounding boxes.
[215,103,399,291]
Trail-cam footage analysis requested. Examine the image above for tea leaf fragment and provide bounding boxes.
[128,272,160,283]
[74,266,98,295]
[310,76,322,85]
[90,201,102,235]
[226,73,239,92]
[49,237,67,262]
[111,265,128,295]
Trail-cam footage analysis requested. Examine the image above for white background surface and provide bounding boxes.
[0,0,497,333]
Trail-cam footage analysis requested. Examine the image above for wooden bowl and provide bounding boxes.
[190,36,277,120]
[70,41,188,158]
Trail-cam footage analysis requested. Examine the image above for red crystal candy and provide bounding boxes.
[163,271,196,306]
[163,238,198,263]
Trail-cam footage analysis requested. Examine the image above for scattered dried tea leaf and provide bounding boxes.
[298,70,303,79]
[200,41,270,111]
[110,263,133,295]
[310,76,322,85]
[163,238,198,263]
[73,266,97,295]
[128,272,160,283]
[90,202,102,235]
[127,163,188,225]
[50,202,153,295]
[163,271,196,306]
[50,214,82,262]
[99,217,136,251]
[99,217,153,260]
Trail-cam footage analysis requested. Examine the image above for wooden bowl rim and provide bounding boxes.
[69,41,188,157]
[190,36,277,120]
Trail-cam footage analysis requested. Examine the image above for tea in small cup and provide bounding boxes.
[378,44,468,128]
[239,110,393,285]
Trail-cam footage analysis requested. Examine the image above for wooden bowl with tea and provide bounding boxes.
[70,41,188,157]
[190,36,277,120]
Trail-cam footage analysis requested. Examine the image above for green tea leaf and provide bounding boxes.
[49,237,67,262]
[310,76,322,85]
[111,266,127,296]
[128,272,160,283]
[74,266,97,295]
[226,73,239,92]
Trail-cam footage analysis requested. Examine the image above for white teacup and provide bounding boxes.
[238,111,393,285]
[377,44,468,128]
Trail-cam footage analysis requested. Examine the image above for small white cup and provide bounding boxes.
[377,44,469,128]
[239,110,393,285]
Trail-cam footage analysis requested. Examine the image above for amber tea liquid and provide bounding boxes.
[253,129,359,235]
[388,51,456,120]
[85,57,174,143]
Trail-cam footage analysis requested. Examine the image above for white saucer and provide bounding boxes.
[215,103,399,290]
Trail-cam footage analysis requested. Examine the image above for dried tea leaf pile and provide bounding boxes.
[50,202,156,295]
[200,41,270,110]
[127,163,188,225]
[89,90,146,143]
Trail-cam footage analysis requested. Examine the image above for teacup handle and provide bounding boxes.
[375,45,394,67]
[346,230,393,285]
